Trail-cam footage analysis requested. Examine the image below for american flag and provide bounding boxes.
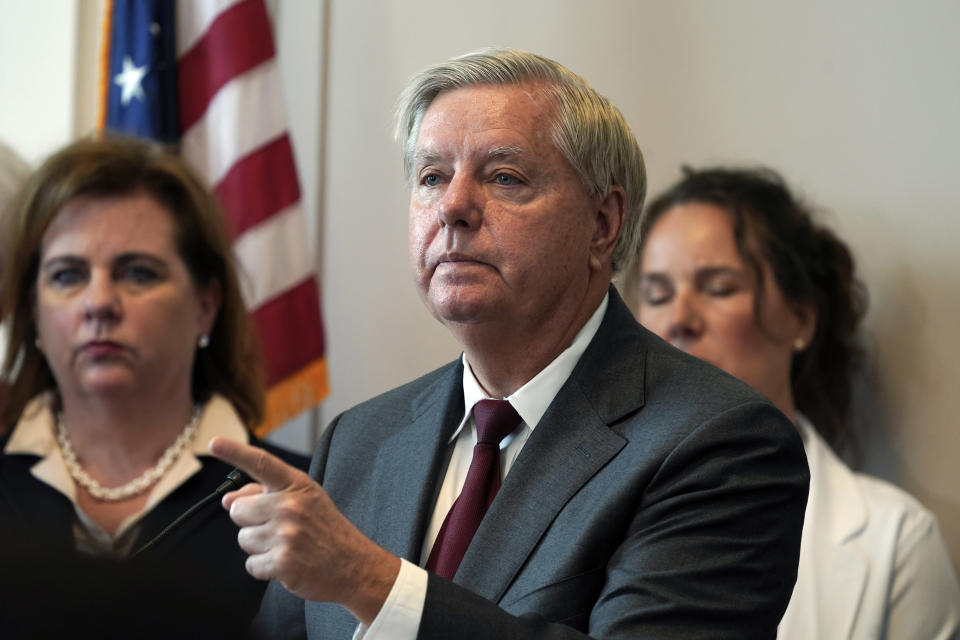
[99,0,328,436]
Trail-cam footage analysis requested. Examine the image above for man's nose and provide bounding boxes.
[83,272,122,322]
[437,174,482,230]
[666,291,704,344]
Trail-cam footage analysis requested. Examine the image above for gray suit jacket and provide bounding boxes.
[255,289,809,639]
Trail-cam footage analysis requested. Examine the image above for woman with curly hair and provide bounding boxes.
[632,166,959,638]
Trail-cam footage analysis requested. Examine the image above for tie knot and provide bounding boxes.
[472,399,522,445]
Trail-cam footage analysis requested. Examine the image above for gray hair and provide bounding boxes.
[394,48,646,273]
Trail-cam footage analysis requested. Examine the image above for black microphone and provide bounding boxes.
[131,467,252,559]
[216,468,252,494]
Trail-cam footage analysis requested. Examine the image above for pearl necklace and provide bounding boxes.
[56,405,203,502]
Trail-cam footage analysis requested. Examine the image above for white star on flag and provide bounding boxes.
[114,56,148,105]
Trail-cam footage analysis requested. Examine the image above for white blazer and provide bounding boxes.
[778,418,960,639]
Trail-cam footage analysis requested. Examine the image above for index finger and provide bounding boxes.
[208,436,299,491]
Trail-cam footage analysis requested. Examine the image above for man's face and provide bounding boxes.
[408,84,600,334]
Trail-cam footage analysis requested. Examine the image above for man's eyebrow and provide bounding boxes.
[486,144,525,160]
[412,150,443,169]
[412,145,526,169]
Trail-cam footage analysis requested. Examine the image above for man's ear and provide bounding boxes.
[589,185,626,272]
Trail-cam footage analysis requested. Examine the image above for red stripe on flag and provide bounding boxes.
[177,0,275,132]
[252,279,326,386]
[173,0,329,428]
[215,135,301,238]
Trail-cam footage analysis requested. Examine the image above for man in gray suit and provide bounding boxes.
[211,48,809,638]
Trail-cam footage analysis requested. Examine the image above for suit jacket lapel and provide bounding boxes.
[365,362,465,562]
[454,289,646,602]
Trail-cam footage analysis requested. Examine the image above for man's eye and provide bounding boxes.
[422,174,441,187]
[494,173,518,186]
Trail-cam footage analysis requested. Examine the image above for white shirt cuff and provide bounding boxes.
[352,558,427,640]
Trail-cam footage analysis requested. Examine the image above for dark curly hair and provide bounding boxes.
[639,167,868,452]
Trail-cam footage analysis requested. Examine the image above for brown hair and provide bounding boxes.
[639,167,868,452]
[0,141,31,277]
[0,136,264,430]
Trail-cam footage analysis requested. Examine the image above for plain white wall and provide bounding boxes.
[0,1,79,162]
[1,0,957,569]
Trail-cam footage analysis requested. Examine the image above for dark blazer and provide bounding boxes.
[257,289,810,639]
[0,436,308,639]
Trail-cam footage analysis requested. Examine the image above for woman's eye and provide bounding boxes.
[49,268,84,287]
[494,173,518,186]
[640,282,672,306]
[703,279,738,297]
[121,265,159,284]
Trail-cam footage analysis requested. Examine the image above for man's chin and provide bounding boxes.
[433,306,492,326]
[427,294,501,327]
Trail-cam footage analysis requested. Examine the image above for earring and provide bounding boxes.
[198,335,210,349]
[34,337,42,351]
[793,338,806,352]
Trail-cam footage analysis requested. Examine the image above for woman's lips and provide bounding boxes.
[79,341,125,358]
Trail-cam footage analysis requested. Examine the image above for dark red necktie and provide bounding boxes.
[426,399,522,580]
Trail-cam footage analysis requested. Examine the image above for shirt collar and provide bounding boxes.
[454,292,609,441]
[4,393,249,518]
[4,393,58,457]
[5,393,248,458]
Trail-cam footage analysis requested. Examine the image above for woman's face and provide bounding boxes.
[636,202,814,413]
[34,193,219,403]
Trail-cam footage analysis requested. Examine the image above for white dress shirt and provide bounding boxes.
[357,294,609,639]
